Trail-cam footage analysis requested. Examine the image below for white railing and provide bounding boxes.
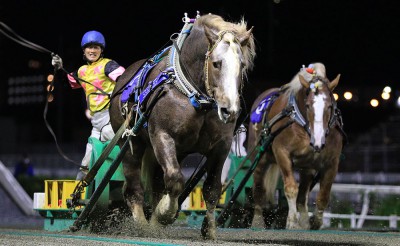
[312,183,400,229]
[322,212,399,229]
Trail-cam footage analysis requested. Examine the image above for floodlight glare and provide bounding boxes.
[383,86,392,94]
[333,93,339,101]
[381,92,390,100]
[370,99,379,107]
[344,91,353,100]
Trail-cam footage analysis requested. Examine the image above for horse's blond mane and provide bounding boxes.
[196,14,256,76]
[284,62,327,96]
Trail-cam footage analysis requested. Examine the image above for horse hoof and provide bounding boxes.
[251,214,265,229]
[150,213,177,226]
[69,225,80,232]
[298,221,310,230]
[201,227,216,240]
[286,222,302,230]
[309,216,322,230]
[201,216,217,240]
[299,216,310,229]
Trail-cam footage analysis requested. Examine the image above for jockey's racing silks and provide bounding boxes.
[69,58,119,115]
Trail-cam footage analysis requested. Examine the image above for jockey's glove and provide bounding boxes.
[51,53,63,70]
[76,166,89,181]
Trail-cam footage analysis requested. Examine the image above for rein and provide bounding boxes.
[69,87,165,210]
[0,21,120,167]
[0,21,82,166]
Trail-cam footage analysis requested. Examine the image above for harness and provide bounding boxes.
[120,11,247,122]
[256,84,347,148]
[120,47,172,117]
[166,14,216,110]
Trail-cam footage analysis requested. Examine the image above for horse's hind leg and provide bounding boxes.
[122,144,148,227]
[140,147,163,219]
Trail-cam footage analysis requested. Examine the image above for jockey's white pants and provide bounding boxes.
[80,110,115,169]
[221,124,248,184]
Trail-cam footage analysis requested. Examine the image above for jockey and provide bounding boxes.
[51,30,125,180]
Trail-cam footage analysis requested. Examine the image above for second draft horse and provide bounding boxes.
[248,63,345,230]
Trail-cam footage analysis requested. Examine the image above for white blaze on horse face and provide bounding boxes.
[212,33,241,122]
[312,93,327,148]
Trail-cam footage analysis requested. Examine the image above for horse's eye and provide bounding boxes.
[212,61,222,69]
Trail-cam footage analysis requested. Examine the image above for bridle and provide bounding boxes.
[169,20,246,111]
[203,30,244,98]
[304,77,338,148]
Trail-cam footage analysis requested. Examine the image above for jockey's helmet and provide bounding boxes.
[81,30,106,49]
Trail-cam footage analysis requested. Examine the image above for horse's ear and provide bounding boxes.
[204,25,218,44]
[299,74,309,89]
[329,74,340,91]
[239,26,254,46]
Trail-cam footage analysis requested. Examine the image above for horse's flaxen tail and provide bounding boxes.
[264,163,281,204]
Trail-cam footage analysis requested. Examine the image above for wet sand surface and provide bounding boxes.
[1,223,400,246]
[0,193,399,246]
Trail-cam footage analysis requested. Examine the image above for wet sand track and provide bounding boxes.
[1,226,400,246]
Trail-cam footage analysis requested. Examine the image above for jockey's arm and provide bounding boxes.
[67,71,82,89]
[105,60,125,82]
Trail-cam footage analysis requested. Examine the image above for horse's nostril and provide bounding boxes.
[221,108,229,115]
[218,107,233,123]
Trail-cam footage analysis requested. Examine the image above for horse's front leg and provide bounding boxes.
[149,133,185,226]
[200,150,227,240]
[274,148,300,229]
[311,159,339,230]
[251,153,271,229]
[122,141,148,228]
[297,170,316,229]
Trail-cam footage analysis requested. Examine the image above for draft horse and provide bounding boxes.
[109,13,255,239]
[248,63,345,230]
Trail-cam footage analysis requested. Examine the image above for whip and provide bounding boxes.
[0,21,80,166]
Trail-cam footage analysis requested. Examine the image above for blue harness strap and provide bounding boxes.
[138,67,173,105]
[121,67,143,103]
[250,91,279,124]
[121,47,171,104]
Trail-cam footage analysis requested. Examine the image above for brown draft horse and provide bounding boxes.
[109,14,255,239]
[248,63,344,230]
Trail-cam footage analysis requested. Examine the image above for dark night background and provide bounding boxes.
[1,0,399,156]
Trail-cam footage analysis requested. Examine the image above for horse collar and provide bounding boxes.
[168,21,217,110]
[288,92,341,139]
[288,94,308,129]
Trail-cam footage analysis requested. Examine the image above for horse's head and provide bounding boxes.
[202,18,255,123]
[299,74,340,152]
